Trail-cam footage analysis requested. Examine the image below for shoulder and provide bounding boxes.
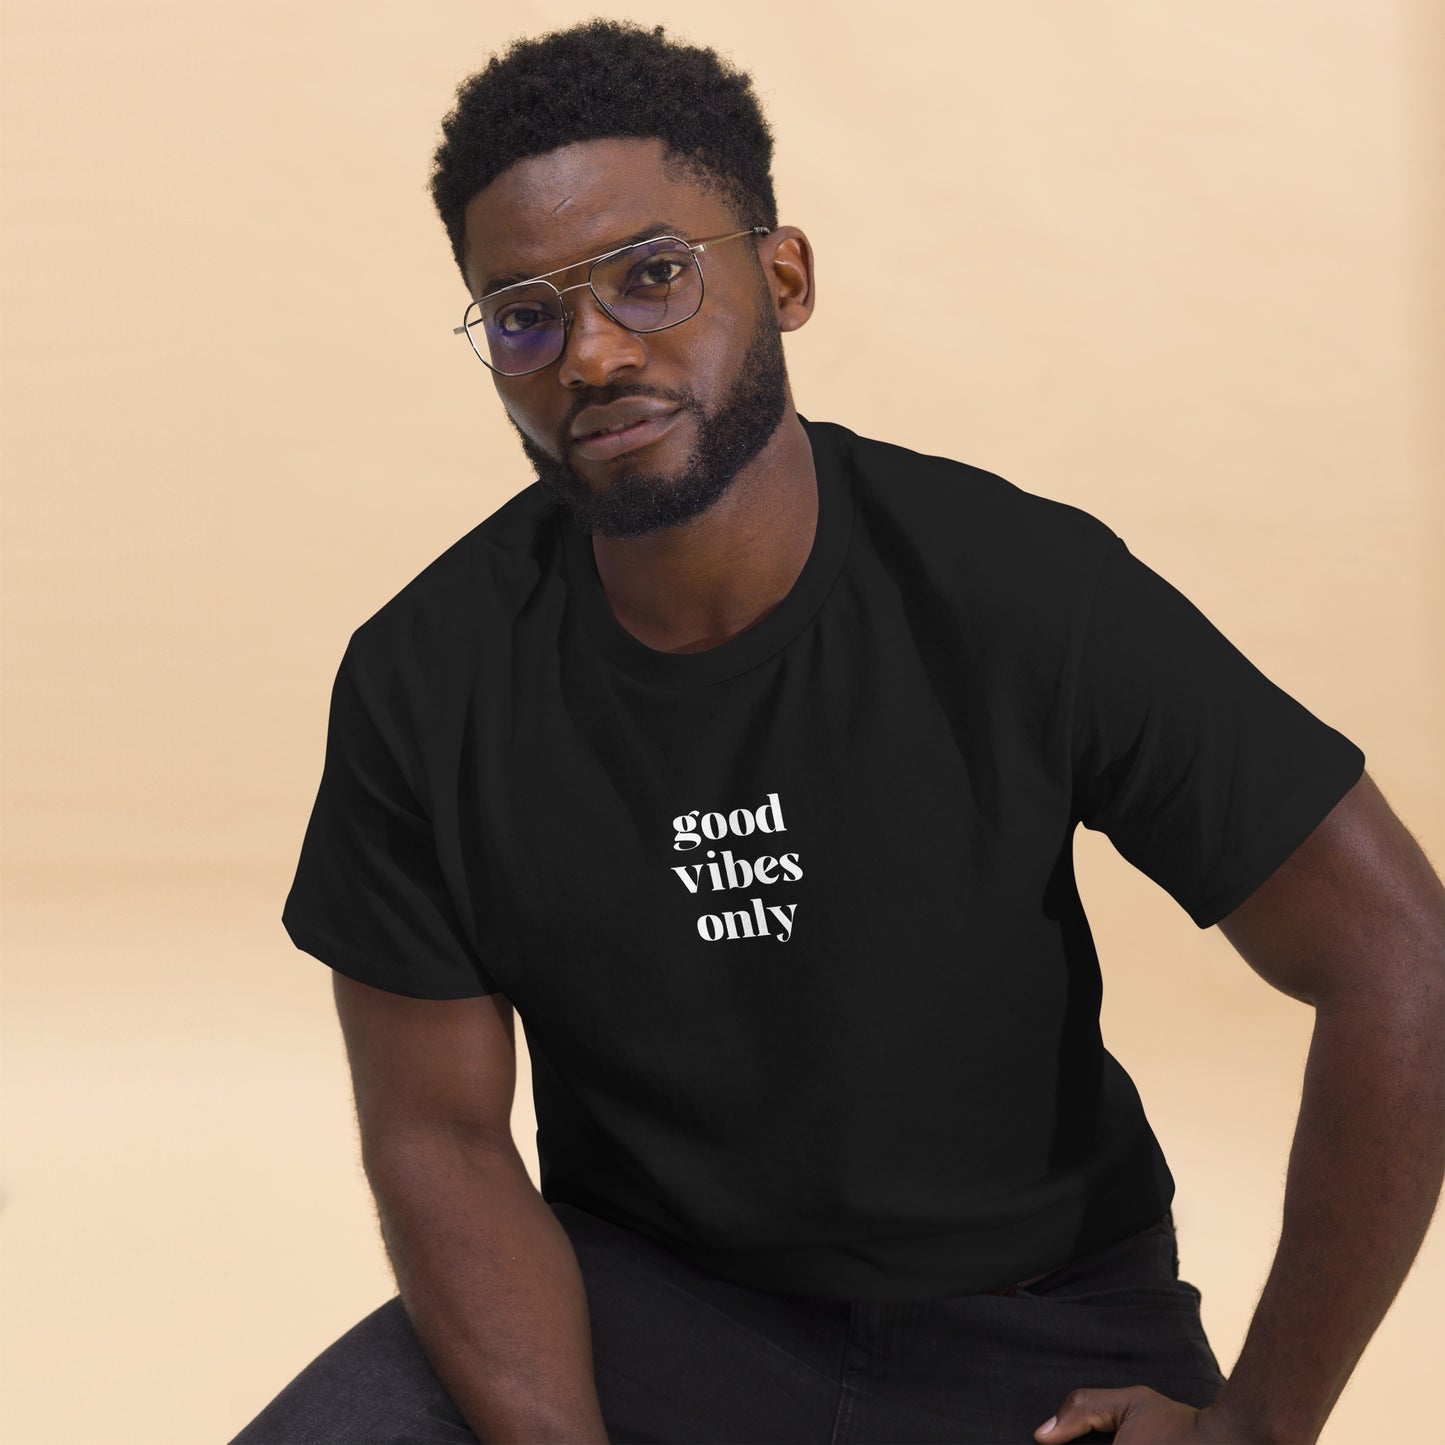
[814,416,1119,601]
[342,480,560,698]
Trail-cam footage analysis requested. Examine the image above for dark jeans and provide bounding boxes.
[229,1201,1226,1444]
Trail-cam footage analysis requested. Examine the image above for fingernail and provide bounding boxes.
[1038,1418,1057,1436]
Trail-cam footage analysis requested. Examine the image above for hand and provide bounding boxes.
[1035,1387,1254,1443]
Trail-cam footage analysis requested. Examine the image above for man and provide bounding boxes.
[231,19,1445,1445]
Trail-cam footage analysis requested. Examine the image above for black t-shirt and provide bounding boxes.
[282,414,1364,1301]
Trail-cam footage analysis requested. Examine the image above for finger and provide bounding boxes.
[1035,1386,1142,1441]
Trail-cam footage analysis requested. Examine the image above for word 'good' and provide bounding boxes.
[673,792,786,851]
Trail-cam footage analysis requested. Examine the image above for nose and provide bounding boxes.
[555,286,649,389]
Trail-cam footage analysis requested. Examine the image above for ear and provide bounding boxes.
[761,226,815,332]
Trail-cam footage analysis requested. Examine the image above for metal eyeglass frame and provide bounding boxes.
[452,226,771,376]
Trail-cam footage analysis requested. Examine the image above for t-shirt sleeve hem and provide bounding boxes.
[282,913,502,1000]
[1181,744,1366,931]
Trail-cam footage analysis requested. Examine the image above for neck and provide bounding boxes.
[589,404,817,655]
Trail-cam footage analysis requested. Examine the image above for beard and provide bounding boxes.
[504,302,791,540]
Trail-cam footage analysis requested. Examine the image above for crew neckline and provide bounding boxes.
[559,413,855,689]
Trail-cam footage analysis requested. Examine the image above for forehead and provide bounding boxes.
[462,136,735,297]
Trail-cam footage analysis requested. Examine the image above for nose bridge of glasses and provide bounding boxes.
[554,278,595,300]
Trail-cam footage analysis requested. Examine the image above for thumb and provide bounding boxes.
[1035,1387,1137,1441]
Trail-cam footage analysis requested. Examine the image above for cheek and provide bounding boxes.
[701,282,755,344]
[496,386,549,444]
[706,285,767,367]
[671,305,748,393]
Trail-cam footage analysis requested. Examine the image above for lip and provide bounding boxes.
[571,409,683,462]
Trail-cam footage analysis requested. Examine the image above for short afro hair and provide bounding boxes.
[428,19,779,290]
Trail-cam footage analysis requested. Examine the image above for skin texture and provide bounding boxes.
[512,299,791,546]
[461,137,817,654]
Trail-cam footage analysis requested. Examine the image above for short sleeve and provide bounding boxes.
[1070,531,1366,930]
[282,646,501,998]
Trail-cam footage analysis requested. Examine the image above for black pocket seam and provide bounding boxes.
[1014,1279,1202,1309]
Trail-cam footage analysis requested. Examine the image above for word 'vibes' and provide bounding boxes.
[669,792,802,943]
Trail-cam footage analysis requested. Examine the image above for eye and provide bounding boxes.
[626,257,689,291]
[495,303,553,335]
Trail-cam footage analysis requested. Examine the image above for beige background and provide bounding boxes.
[2,1,1441,1442]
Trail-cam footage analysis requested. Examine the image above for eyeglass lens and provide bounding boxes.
[464,238,703,374]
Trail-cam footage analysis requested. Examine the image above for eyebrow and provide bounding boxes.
[480,221,687,297]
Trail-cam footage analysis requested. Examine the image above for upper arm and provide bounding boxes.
[330,970,519,1165]
[1216,770,1445,1009]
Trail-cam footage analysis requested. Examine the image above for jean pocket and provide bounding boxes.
[1014,1276,1204,1311]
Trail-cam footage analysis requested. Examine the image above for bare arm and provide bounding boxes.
[334,974,610,1445]
[1034,770,1445,1445]
[1205,771,1445,1444]
[368,1127,610,1444]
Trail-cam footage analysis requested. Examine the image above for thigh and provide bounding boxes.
[230,1203,851,1445]
[227,1296,477,1445]
[834,1213,1227,1445]
[554,1200,848,1445]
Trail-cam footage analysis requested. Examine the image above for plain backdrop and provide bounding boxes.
[2,2,1441,1442]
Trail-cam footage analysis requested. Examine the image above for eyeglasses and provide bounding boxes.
[453,226,770,377]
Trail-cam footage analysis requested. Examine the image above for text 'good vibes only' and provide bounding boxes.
[669,792,802,943]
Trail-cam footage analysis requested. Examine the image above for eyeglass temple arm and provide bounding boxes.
[692,225,771,254]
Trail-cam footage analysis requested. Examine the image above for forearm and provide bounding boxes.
[367,1131,611,1445]
[1209,990,1445,1444]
